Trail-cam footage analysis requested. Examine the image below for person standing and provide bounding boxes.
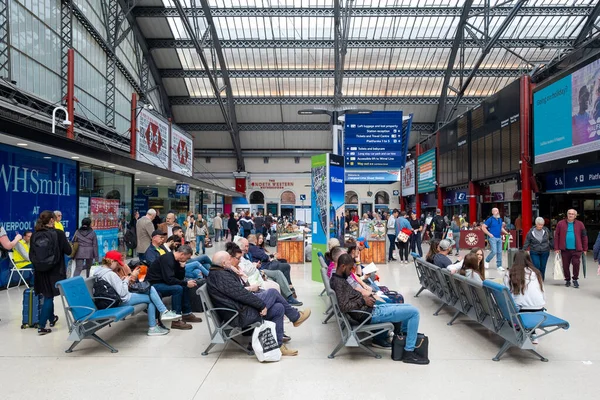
[228,212,238,238]
[239,212,254,238]
[195,221,208,255]
[213,213,223,242]
[431,208,447,240]
[481,207,509,272]
[72,218,98,277]
[254,212,265,236]
[136,209,157,254]
[451,215,461,256]
[158,212,177,238]
[185,215,197,253]
[523,217,552,280]
[554,209,588,288]
[30,211,72,335]
[53,210,65,232]
[387,209,398,262]
[396,211,412,264]
[409,211,423,257]
[222,213,230,240]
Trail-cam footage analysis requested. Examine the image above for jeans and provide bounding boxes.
[185,261,210,279]
[370,303,420,351]
[256,289,300,345]
[40,295,55,329]
[453,232,460,253]
[486,237,503,268]
[560,250,582,281]
[152,283,191,315]
[262,269,293,298]
[388,234,396,260]
[214,229,222,241]
[123,287,167,327]
[196,235,206,254]
[410,232,423,257]
[529,251,549,280]
[263,260,292,285]
[74,258,93,277]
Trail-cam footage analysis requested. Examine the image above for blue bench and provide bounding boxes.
[412,254,570,362]
[56,276,148,353]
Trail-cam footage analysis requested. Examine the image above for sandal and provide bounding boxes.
[38,328,52,335]
[50,315,59,327]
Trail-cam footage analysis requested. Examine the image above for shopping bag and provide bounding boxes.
[252,320,281,362]
[396,231,410,243]
[445,229,453,241]
[553,253,565,280]
[233,235,243,244]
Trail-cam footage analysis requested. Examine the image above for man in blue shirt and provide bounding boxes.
[481,208,509,272]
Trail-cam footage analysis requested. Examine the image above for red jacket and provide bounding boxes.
[554,219,588,252]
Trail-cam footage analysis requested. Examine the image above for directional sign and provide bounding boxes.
[300,194,306,201]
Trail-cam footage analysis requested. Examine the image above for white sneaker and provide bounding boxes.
[160,310,182,321]
[532,338,539,344]
[147,326,170,336]
[497,267,505,272]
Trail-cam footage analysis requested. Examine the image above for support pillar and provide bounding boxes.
[520,75,533,243]
[437,186,444,213]
[415,144,421,218]
[130,93,137,158]
[469,181,478,224]
[66,48,75,140]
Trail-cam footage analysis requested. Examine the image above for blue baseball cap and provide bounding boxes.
[357,236,370,249]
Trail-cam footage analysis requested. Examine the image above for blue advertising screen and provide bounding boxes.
[533,57,600,165]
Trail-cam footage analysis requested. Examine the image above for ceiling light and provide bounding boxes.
[71,156,79,159]
[136,171,141,174]
[43,156,51,159]
[16,143,28,146]
[157,177,162,180]
[108,165,115,168]
[135,178,140,181]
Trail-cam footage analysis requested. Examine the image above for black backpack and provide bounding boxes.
[30,230,60,271]
[241,219,253,231]
[433,216,447,232]
[92,277,122,309]
[124,229,137,249]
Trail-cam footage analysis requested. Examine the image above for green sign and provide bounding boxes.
[417,148,436,194]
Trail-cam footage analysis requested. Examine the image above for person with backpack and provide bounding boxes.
[72,217,98,277]
[30,210,72,335]
[432,208,447,240]
[239,212,254,239]
[481,207,510,272]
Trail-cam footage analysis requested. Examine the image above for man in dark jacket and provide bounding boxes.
[206,251,310,356]
[147,244,202,329]
[143,230,168,265]
[329,254,428,365]
[554,209,588,288]
[432,208,447,240]
[254,213,265,235]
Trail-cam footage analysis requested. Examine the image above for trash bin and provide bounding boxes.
[507,248,519,270]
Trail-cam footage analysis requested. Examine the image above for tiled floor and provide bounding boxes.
[1,243,599,399]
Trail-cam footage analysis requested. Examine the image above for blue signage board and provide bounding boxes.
[134,195,149,215]
[444,189,468,206]
[137,187,158,197]
[417,148,437,193]
[176,183,190,195]
[0,143,77,287]
[544,171,565,192]
[299,194,306,201]
[545,164,600,192]
[345,171,401,183]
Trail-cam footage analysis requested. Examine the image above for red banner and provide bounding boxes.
[459,230,486,249]
[90,198,120,230]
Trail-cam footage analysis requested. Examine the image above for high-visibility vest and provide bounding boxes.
[13,240,31,268]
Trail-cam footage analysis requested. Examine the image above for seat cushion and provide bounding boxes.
[86,306,135,323]
[519,312,570,330]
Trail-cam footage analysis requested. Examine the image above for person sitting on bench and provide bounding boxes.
[247,234,295,291]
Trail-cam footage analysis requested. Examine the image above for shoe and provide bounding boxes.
[531,337,539,344]
[565,280,571,287]
[182,313,203,323]
[402,350,430,365]
[371,339,392,350]
[49,315,59,327]
[455,252,459,256]
[171,320,193,330]
[286,295,303,306]
[38,328,52,335]
[293,308,312,327]
[573,280,579,288]
[160,310,181,321]
[497,267,505,272]
[280,344,298,356]
[147,326,170,336]
[283,334,291,343]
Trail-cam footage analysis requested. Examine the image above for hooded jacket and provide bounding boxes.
[73,227,98,260]
[93,266,131,303]
[523,227,553,253]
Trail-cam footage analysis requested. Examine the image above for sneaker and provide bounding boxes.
[402,350,430,365]
[38,328,52,335]
[171,320,193,330]
[160,310,181,321]
[293,308,312,327]
[283,334,291,343]
[531,337,539,344]
[497,267,505,272]
[280,344,298,356]
[182,313,203,323]
[286,295,303,306]
[147,326,170,336]
[565,280,571,287]
[573,280,579,288]
[371,339,392,350]
[49,315,59,327]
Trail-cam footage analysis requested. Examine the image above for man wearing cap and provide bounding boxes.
[142,230,168,265]
[481,207,509,272]
[137,209,157,254]
[433,239,455,269]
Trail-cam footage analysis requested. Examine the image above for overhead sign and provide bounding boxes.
[136,109,170,169]
[251,180,294,189]
[299,194,306,201]
[546,164,600,192]
[345,171,401,183]
[171,127,193,177]
[176,183,190,195]
[393,190,400,196]
[402,160,415,196]
[417,148,436,193]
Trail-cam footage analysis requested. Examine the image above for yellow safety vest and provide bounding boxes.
[13,240,31,268]
[55,221,64,231]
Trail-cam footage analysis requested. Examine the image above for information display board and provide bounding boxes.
[417,148,436,193]
[136,109,170,169]
[171,127,193,177]
[402,160,415,196]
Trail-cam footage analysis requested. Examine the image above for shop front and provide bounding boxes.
[420,192,437,216]
[443,186,469,218]
[480,179,521,226]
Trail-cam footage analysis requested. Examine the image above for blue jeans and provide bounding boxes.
[486,237,503,268]
[196,235,206,254]
[256,289,300,345]
[185,261,210,278]
[370,303,420,351]
[123,287,167,327]
[40,295,55,329]
[453,232,460,252]
[388,234,396,260]
[529,251,549,280]
[152,283,191,315]
[214,229,222,241]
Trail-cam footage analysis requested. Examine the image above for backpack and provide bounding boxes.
[241,219,253,232]
[124,229,137,250]
[92,277,122,309]
[29,230,60,272]
[433,216,446,232]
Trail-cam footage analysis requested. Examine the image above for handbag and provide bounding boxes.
[391,333,429,362]
[396,228,412,243]
[252,320,282,362]
[129,280,151,294]
[554,253,565,280]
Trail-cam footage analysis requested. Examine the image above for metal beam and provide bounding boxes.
[333,0,353,109]
[179,122,435,132]
[574,1,600,47]
[194,149,333,158]
[436,0,474,127]
[105,0,119,127]
[133,6,595,18]
[0,0,10,79]
[148,38,571,49]
[170,96,484,106]
[61,0,73,102]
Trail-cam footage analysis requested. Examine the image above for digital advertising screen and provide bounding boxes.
[417,148,436,194]
[533,56,600,171]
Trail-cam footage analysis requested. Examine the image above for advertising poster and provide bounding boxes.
[90,197,120,258]
[417,148,436,193]
[136,108,170,168]
[171,127,194,177]
[329,154,345,245]
[311,154,327,282]
[402,160,415,196]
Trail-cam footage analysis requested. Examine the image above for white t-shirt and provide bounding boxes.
[387,216,396,234]
[0,226,6,238]
[503,268,546,310]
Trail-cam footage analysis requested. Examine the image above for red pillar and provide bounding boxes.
[437,186,444,212]
[469,181,478,224]
[520,75,533,243]
[130,93,137,159]
[235,178,246,195]
[168,118,173,171]
[415,144,421,218]
[66,48,75,140]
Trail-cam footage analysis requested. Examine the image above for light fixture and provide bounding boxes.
[157,177,162,180]
[135,171,141,174]
[51,106,71,134]
[16,143,28,146]
[108,165,115,168]
[135,178,140,181]
[71,156,79,159]
[43,156,51,159]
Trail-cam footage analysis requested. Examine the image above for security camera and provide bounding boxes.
[62,119,71,126]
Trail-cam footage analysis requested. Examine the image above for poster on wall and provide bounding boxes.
[171,127,193,176]
[329,154,345,245]
[417,148,436,194]
[402,160,415,196]
[90,197,120,258]
[136,108,170,168]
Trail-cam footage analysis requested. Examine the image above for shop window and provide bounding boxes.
[250,191,265,204]
[375,191,389,205]
[280,191,296,205]
[345,191,358,204]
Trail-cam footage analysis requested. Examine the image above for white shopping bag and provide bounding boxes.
[252,320,281,362]
[554,253,565,280]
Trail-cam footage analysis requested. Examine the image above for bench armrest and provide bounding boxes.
[207,307,240,328]
[65,306,97,324]
[516,312,548,332]
[92,296,119,310]
[347,309,374,330]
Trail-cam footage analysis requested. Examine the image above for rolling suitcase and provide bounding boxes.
[21,288,42,329]
[269,232,277,247]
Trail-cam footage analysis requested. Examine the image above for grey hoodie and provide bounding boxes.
[523,226,553,253]
[93,267,131,303]
[74,228,99,261]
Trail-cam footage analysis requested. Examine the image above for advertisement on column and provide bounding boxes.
[171,127,194,177]
[402,160,415,196]
[311,154,327,282]
[417,149,436,193]
[329,154,345,245]
[136,109,170,168]
[90,197,120,258]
